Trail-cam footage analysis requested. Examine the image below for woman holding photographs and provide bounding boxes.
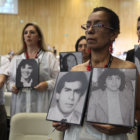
[53,7,140,140]
[87,69,134,126]
[8,23,59,116]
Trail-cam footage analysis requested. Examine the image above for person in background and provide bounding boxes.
[0,55,10,140]
[53,7,140,140]
[53,46,57,57]
[126,16,140,140]
[75,36,90,62]
[8,50,15,61]
[126,16,140,63]
[8,23,59,116]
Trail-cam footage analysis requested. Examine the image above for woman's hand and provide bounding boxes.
[91,123,131,135]
[34,81,48,91]
[12,85,19,94]
[52,121,70,131]
[0,75,7,88]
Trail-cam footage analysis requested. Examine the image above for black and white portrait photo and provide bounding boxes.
[47,71,91,125]
[135,45,140,73]
[16,59,39,88]
[60,52,83,72]
[87,68,137,127]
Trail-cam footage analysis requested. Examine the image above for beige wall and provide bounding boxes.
[0,0,140,55]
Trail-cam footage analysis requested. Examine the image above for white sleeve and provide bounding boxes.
[6,56,17,91]
[0,56,10,75]
[46,52,60,90]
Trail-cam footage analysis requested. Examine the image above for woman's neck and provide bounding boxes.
[91,49,111,67]
[26,46,40,59]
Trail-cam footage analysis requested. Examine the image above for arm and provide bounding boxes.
[0,74,7,88]
[52,121,70,131]
[91,123,131,135]
[6,56,19,94]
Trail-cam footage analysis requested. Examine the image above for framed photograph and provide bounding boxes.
[60,52,83,72]
[0,0,18,14]
[16,59,39,88]
[134,44,140,73]
[47,71,91,125]
[87,68,137,127]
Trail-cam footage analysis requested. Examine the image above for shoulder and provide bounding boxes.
[44,51,55,58]
[90,89,104,100]
[111,56,136,69]
[71,61,89,71]
[127,49,134,54]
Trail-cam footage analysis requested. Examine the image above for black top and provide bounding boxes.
[126,49,134,63]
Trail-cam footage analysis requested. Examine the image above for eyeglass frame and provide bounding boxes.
[81,23,114,32]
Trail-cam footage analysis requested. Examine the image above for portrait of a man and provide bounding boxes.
[60,52,83,72]
[87,68,136,127]
[16,59,39,88]
[47,71,90,125]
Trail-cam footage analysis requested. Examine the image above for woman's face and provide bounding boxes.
[78,39,89,61]
[105,75,121,91]
[23,25,40,47]
[21,64,33,79]
[67,55,77,71]
[86,11,116,50]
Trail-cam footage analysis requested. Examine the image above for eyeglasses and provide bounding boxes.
[81,24,114,32]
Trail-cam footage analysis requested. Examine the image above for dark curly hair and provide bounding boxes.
[98,68,125,91]
[56,72,88,96]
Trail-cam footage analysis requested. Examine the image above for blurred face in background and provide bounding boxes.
[137,20,140,41]
[78,39,89,62]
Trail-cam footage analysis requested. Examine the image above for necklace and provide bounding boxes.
[25,49,41,59]
[87,54,113,71]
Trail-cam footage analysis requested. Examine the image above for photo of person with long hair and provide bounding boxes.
[16,59,38,88]
[60,52,80,71]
